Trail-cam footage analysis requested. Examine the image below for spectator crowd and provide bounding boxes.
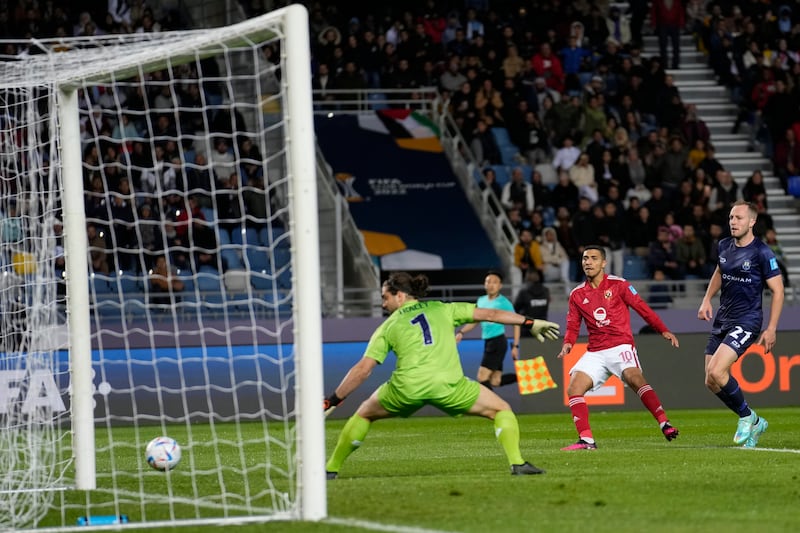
[0,0,793,308]
[0,0,286,305]
[304,0,793,294]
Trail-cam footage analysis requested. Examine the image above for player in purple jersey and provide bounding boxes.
[698,201,784,448]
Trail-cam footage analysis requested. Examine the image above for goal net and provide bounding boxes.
[0,5,325,529]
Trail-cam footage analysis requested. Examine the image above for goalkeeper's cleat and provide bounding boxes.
[511,461,545,475]
[326,471,338,480]
[733,412,756,445]
[561,439,598,451]
[661,422,679,441]
[743,417,768,448]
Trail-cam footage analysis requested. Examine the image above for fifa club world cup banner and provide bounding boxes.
[320,333,800,417]
[315,112,500,271]
[4,332,799,422]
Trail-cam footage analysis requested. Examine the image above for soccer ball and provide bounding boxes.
[145,436,181,471]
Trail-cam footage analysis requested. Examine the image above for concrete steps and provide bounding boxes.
[716,157,771,172]
[644,33,800,283]
[706,120,736,136]
[666,66,716,83]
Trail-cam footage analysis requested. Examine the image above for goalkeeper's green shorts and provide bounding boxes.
[377,376,481,418]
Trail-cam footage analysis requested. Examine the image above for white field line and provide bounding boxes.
[327,516,459,533]
[734,447,800,454]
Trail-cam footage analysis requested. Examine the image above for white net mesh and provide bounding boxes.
[0,7,321,529]
[0,84,71,529]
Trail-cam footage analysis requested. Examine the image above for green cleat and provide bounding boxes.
[743,417,768,448]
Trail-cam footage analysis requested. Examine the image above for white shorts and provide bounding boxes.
[569,344,641,391]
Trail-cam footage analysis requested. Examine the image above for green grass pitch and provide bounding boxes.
[45,407,800,532]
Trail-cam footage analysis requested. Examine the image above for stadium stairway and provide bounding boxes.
[644,33,800,290]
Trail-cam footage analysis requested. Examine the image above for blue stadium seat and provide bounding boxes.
[183,149,196,165]
[95,297,123,320]
[196,265,222,292]
[500,146,519,166]
[244,228,259,245]
[205,92,223,107]
[623,255,650,281]
[788,176,800,198]
[231,227,258,246]
[201,207,216,223]
[216,227,231,246]
[198,292,224,315]
[91,274,113,294]
[245,247,270,272]
[221,248,244,270]
[117,271,143,292]
[517,164,533,183]
[177,272,195,293]
[473,167,485,186]
[491,127,513,148]
[259,288,293,316]
[250,269,274,290]
[258,226,288,248]
[276,266,292,289]
[257,227,270,246]
[648,286,673,309]
[273,247,291,269]
[124,297,147,316]
[368,92,388,110]
[226,292,251,312]
[491,165,511,187]
[491,127,521,166]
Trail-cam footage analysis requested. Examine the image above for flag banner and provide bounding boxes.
[515,356,558,395]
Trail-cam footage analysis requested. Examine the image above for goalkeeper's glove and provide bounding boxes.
[323,392,344,416]
[522,316,561,342]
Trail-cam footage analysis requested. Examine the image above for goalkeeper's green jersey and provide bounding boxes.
[364,300,476,398]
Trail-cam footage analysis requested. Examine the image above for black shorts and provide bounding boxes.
[480,335,509,371]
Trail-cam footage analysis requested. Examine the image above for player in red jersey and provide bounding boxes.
[557,245,681,450]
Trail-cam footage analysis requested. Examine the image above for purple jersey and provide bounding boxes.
[715,236,781,330]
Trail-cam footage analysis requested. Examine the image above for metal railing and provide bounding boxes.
[335,278,737,316]
[311,87,440,114]
[311,87,518,278]
[431,105,517,273]
[315,144,381,317]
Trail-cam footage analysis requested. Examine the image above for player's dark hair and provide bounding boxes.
[583,245,606,259]
[485,269,504,282]
[384,272,429,299]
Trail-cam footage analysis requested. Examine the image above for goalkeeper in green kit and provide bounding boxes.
[323,272,560,478]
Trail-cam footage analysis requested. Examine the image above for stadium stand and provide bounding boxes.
[2,0,797,316]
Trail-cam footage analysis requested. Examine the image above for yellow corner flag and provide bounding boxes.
[514,356,558,395]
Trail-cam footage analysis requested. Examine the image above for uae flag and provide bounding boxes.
[357,109,442,152]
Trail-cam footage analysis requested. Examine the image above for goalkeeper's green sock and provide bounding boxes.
[494,410,524,465]
[326,414,371,473]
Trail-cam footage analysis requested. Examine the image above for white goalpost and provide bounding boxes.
[0,4,325,529]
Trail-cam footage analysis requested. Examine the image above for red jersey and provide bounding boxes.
[564,274,668,351]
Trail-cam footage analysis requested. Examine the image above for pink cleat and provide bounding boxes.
[561,439,598,451]
[662,423,679,441]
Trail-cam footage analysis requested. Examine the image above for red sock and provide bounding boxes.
[568,395,593,440]
[637,384,668,424]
